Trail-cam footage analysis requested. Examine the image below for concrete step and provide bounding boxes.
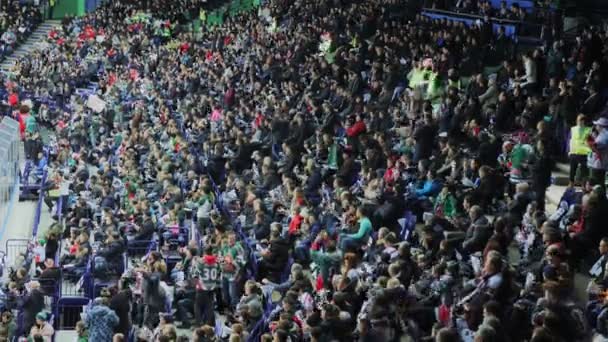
[556,162,569,174]
[0,20,62,75]
[546,184,567,208]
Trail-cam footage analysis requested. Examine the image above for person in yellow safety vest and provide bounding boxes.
[569,113,592,185]
[200,9,206,22]
[426,71,441,101]
[49,0,55,19]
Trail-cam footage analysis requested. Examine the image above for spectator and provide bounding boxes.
[569,114,592,185]
[588,117,608,188]
[85,297,119,342]
[0,311,15,342]
[28,312,54,342]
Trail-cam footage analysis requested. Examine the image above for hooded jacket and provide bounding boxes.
[85,305,119,342]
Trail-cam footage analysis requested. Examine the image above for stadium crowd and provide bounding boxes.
[2,0,608,341]
[0,1,43,62]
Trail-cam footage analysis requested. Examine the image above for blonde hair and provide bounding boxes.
[387,277,401,289]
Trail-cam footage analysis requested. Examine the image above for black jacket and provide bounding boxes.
[97,240,125,272]
[22,289,44,329]
[110,290,132,336]
[44,238,59,262]
[265,238,290,271]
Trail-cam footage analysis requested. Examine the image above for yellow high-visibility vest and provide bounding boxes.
[569,126,592,155]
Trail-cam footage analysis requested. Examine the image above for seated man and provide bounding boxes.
[94,231,126,277]
[462,205,492,254]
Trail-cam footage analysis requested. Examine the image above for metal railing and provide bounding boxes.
[0,117,21,240]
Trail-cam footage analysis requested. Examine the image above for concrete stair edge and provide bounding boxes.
[0,20,60,73]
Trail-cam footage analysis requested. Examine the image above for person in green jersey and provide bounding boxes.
[193,246,220,327]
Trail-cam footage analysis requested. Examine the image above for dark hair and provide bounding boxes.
[484,300,501,317]
[435,328,460,342]
[273,329,289,342]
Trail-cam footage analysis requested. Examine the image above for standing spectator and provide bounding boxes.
[569,114,592,185]
[587,117,608,188]
[257,225,290,283]
[193,246,220,327]
[532,140,554,212]
[109,283,132,337]
[21,281,44,334]
[85,298,119,342]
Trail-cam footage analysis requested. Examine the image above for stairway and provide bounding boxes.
[0,20,62,72]
[546,162,570,211]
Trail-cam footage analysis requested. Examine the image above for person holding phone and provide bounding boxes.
[28,312,54,342]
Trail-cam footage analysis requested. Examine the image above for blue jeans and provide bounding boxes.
[222,278,239,309]
[339,236,363,251]
[294,242,310,264]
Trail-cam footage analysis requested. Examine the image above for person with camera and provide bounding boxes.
[28,311,54,342]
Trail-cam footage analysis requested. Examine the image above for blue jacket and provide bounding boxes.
[36,157,47,174]
[85,305,119,342]
[415,179,442,198]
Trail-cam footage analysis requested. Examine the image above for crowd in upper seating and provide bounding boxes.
[2,0,608,341]
[0,2,42,61]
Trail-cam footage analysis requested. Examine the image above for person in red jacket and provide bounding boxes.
[7,91,18,107]
[346,114,366,137]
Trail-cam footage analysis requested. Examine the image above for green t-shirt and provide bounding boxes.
[348,217,372,241]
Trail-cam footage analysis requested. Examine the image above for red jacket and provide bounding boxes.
[288,214,303,235]
[346,121,366,137]
[8,93,18,107]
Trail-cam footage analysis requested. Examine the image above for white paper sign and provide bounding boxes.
[86,95,106,113]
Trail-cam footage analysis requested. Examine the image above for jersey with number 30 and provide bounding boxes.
[194,255,220,291]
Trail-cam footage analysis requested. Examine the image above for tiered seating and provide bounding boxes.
[421,10,518,38]
[488,0,535,12]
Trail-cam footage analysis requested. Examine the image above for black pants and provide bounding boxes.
[194,290,215,327]
[176,298,194,326]
[590,168,606,189]
[535,185,548,213]
[569,154,588,183]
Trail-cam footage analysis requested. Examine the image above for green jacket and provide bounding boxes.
[434,192,457,218]
[219,243,245,281]
[311,249,342,283]
[347,217,372,241]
